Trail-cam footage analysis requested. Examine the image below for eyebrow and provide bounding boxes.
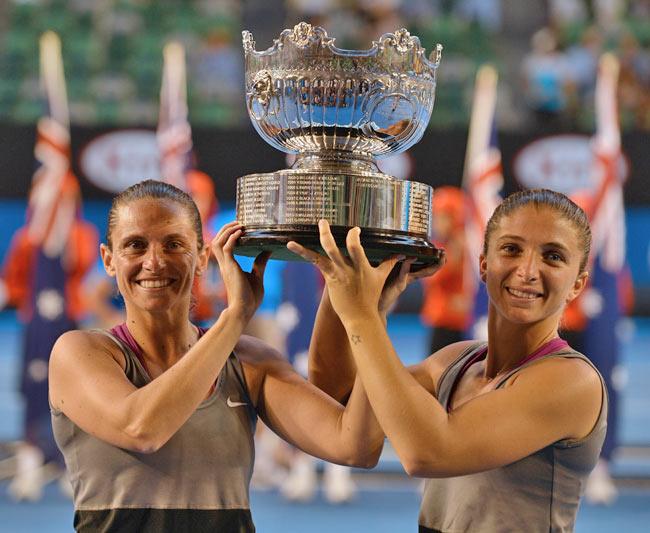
[118,233,189,244]
[497,235,570,251]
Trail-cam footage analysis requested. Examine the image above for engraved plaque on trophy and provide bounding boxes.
[235,22,444,268]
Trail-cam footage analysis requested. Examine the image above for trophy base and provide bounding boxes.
[234,226,443,270]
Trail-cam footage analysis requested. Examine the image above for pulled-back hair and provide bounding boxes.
[483,189,591,273]
[106,179,203,250]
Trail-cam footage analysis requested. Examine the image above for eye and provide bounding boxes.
[165,240,187,251]
[544,251,565,263]
[125,239,146,250]
[501,243,520,254]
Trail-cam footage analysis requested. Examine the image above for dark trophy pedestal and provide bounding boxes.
[236,226,444,269]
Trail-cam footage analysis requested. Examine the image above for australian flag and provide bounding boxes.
[21,32,79,460]
[581,54,627,460]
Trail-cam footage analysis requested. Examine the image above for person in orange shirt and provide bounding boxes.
[186,169,223,325]
[420,186,473,355]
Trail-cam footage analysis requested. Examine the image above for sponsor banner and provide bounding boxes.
[1,125,649,204]
[79,129,160,193]
[513,134,628,195]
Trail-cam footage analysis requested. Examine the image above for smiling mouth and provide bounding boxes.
[137,279,174,289]
[506,287,542,299]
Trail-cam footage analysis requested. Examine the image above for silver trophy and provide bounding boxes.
[235,22,443,268]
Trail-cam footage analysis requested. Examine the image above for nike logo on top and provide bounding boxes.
[227,396,248,407]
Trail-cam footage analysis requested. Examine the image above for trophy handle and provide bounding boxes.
[248,70,273,121]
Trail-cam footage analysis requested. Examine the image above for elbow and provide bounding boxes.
[129,438,164,455]
[400,452,442,478]
[358,450,381,469]
[402,459,429,478]
[122,420,169,454]
[342,442,383,469]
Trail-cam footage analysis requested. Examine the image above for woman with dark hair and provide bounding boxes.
[293,189,607,532]
[49,179,387,533]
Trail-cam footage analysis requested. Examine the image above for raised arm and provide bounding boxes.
[307,287,356,402]
[290,221,604,477]
[298,236,442,403]
[239,334,384,468]
[49,308,250,453]
[49,222,269,453]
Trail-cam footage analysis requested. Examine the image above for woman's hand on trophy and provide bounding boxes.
[378,251,446,321]
[287,219,404,323]
[211,222,270,323]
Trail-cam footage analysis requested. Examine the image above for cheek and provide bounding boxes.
[114,256,139,279]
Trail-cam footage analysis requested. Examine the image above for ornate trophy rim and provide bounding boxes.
[242,22,443,73]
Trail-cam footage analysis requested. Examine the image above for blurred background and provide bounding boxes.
[0,0,649,531]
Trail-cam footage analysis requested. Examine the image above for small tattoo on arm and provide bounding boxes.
[351,334,362,345]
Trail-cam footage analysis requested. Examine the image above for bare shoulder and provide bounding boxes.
[234,334,285,366]
[235,335,293,406]
[508,355,603,439]
[49,329,129,412]
[428,340,482,368]
[51,329,125,368]
[513,355,602,396]
[410,340,482,395]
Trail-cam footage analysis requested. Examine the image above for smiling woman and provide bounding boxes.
[292,189,607,533]
[480,191,590,331]
[48,180,386,533]
[101,196,204,316]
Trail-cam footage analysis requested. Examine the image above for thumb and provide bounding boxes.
[376,254,405,280]
[252,251,271,280]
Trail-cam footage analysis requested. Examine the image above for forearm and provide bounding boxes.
[341,312,451,474]
[337,375,385,467]
[308,288,357,402]
[124,308,247,450]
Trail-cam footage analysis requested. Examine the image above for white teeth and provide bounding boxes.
[139,279,172,288]
[508,288,538,299]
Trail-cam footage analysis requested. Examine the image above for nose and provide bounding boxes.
[142,244,166,271]
[516,251,539,282]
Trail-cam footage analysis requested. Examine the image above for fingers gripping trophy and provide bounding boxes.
[235,22,444,268]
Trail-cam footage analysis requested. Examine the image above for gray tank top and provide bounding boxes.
[51,329,257,533]
[419,343,608,533]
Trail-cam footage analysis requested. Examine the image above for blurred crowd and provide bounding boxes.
[2,0,497,128]
[1,0,650,130]
[522,0,650,130]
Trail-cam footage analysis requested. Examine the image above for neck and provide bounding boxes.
[484,306,560,379]
[123,305,197,368]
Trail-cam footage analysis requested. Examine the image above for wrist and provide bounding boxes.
[220,306,252,330]
[341,308,383,330]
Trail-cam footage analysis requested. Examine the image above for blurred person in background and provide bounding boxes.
[194,28,243,109]
[185,168,224,326]
[565,26,603,112]
[0,173,98,501]
[82,260,126,330]
[617,31,650,129]
[521,27,576,130]
[420,186,473,355]
[560,264,634,505]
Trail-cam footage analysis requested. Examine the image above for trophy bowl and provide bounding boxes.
[235,22,444,268]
